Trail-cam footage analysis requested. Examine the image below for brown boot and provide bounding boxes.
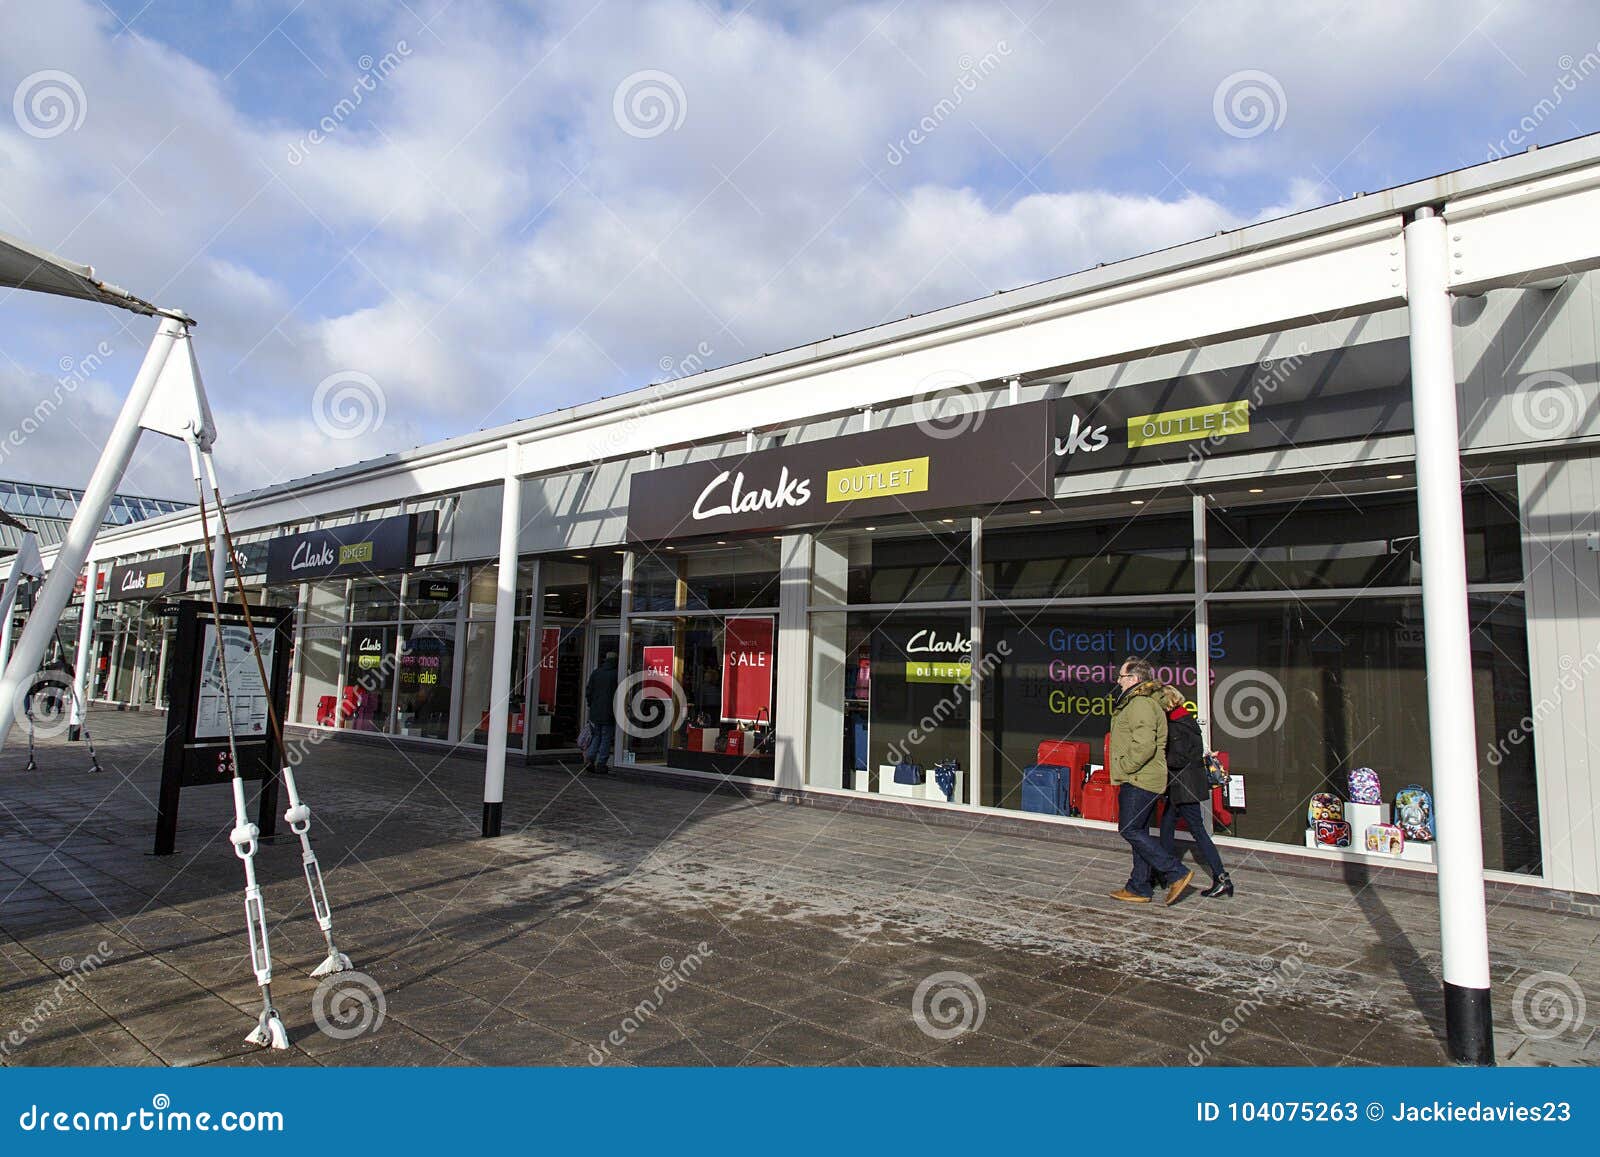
[1109,889,1151,903]
[1164,868,1195,906]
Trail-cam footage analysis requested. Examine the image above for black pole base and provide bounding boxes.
[1444,981,1495,1065]
[482,801,503,838]
[67,725,81,742]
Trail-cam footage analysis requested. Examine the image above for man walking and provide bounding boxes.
[1107,657,1194,905]
[581,650,619,775]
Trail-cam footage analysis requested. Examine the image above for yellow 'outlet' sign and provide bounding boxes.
[1127,400,1251,447]
[825,456,930,503]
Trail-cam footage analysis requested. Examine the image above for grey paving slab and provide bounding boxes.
[0,711,1594,1067]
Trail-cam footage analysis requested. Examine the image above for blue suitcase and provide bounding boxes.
[1021,764,1070,816]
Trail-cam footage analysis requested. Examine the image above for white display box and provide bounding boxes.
[920,768,965,804]
[1304,827,1436,864]
[877,765,920,798]
[1398,839,1436,864]
[1344,801,1390,830]
[852,767,871,792]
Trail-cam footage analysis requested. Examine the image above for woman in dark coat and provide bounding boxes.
[1160,685,1233,898]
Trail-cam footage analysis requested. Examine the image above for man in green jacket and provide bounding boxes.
[1108,658,1194,905]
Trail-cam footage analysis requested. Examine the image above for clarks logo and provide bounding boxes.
[290,541,337,571]
[692,466,812,521]
[1053,413,1109,456]
[906,628,971,655]
[119,569,149,593]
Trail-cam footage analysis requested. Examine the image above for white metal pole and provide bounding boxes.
[0,317,182,752]
[1404,207,1494,1065]
[482,444,521,836]
[69,561,99,738]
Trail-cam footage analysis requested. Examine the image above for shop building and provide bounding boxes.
[37,139,1600,901]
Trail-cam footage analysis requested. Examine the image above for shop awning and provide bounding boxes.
[0,227,181,319]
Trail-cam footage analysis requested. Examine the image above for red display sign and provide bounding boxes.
[537,627,559,709]
[721,616,774,723]
[641,645,676,699]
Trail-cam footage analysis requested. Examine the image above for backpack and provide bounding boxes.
[1347,767,1382,804]
[1393,785,1435,842]
[1307,792,1343,824]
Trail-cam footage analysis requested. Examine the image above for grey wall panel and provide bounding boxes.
[1519,454,1600,894]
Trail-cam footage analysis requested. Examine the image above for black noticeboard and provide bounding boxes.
[154,601,293,856]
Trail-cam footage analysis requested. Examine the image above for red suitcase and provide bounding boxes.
[1079,779,1119,824]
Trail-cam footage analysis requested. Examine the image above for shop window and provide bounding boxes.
[624,615,776,778]
[404,568,462,620]
[459,620,530,747]
[1207,480,1519,592]
[594,553,625,617]
[680,542,780,609]
[809,610,971,800]
[982,513,1193,600]
[542,560,590,618]
[813,525,971,606]
[532,622,589,750]
[304,579,347,627]
[630,556,677,612]
[349,578,399,623]
[981,606,1199,811]
[296,627,343,727]
[1208,595,1538,874]
[396,621,453,740]
[342,624,395,730]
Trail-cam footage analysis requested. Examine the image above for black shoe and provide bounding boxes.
[1201,873,1234,899]
[579,762,594,775]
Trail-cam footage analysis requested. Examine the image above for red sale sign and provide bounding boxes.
[721,616,774,723]
[641,645,675,699]
[537,627,559,708]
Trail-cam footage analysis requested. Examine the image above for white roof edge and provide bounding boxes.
[79,131,1600,547]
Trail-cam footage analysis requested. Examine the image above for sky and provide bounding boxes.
[1,0,1598,501]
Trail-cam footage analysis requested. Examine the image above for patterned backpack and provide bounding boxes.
[1347,767,1382,805]
[1393,785,1435,842]
[1307,793,1344,824]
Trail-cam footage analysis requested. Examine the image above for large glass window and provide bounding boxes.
[680,541,780,609]
[396,620,453,740]
[813,524,971,606]
[809,609,971,800]
[983,512,1193,600]
[981,605,1198,811]
[342,624,395,730]
[296,627,343,727]
[1208,594,1538,873]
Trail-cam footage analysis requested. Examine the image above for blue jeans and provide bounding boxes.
[1161,799,1226,880]
[586,722,615,767]
[1121,783,1185,897]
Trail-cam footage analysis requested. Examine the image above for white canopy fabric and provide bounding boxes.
[0,227,181,319]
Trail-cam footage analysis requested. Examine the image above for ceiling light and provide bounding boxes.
[1248,488,1264,494]
[572,554,586,559]
[664,545,675,550]
[864,526,876,531]
[1028,509,1043,515]
[940,518,954,524]
[1386,473,1404,480]
[1130,499,1145,506]
[716,540,727,545]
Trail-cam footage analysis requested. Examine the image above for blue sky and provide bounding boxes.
[2,0,1599,499]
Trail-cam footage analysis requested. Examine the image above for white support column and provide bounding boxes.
[1405,207,1494,1066]
[482,446,520,836]
[0,317,182,751]
[968,515,984,807]
[773,533,811,790]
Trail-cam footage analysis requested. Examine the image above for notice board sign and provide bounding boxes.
[721,616,774,723]
[641,645,676,699]
[155,600,293,855]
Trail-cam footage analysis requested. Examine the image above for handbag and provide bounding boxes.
[576,721,594,751]
[892,760,924,785]
[1203,751,1229,787]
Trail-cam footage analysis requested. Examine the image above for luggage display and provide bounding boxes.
[1314,819,1353,847]
[1393,785,1435,842]
[1347,766,1382,804]
[1365,822,1406,856]
[1307,792,1344,823]
[1036,739,1089,770]
[1020,764,1069,816]
[1079,779,1119,824]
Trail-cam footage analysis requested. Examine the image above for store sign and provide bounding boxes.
[188,540,270,586]
[721,617,774,722]
[538,626,560,708]
[265,515,415,584]
[351,629,390,671]
[904,625,972,684]
[641,645,676,699]
[1052,337,1413,474]
[417,578,459,602]
[626,401,1052,540]
[105,554,189,601]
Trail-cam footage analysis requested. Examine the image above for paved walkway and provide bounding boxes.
[1,712,1595,1067]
